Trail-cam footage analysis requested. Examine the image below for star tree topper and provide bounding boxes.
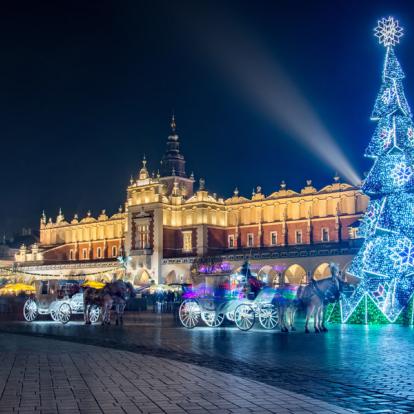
[374,17,403,47]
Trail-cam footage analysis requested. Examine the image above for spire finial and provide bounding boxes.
[334,172,340,182]
[171,112,176,133]
[142,155,147,168]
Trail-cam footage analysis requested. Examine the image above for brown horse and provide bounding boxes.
[84,280,135,325]
[106,281,136,325]
[296,263,345,333]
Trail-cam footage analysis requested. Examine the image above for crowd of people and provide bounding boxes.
[149,289,182,313]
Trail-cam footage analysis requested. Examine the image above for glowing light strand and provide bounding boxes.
[374,17,403,47]
[391,162,412,186]
[390,238,414,269]
[343,18,414,324]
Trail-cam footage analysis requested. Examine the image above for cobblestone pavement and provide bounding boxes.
[0,333,355,414]
[1,314,414,413]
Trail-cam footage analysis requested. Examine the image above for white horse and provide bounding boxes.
[296,263,344,333]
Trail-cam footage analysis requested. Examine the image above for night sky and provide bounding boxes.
[1,0,414,236]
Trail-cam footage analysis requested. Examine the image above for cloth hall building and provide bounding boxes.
[14,118,368,285]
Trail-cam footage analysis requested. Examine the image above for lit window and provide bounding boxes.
[138,224,150,249]
[228,235,235,248]
[183,231,192,252]
[247,233,254,247]
[270,232,277,246]
[82,248,87,259]
[321,228,329,242]
[97,247,102,259]
[112,246,118,257]
[295,230,303,244]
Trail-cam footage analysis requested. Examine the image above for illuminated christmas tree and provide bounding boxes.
[343,17,414,323]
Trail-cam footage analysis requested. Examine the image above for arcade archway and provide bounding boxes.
[313,263,331,280]
[133,269,151,286]
[258,265,278,285]
[284,264,307,284]
[165,270,178,284]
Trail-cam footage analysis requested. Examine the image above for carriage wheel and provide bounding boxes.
[50,308,59,322]
[201,311,224,327]
[23,299,38,322]
[49,301,59,321]
[226,311,235,322]
[258,304,279,330]
[179,299,200,329]
[89,305,100,323]
[57,303,71,324]
[234,304,255,331]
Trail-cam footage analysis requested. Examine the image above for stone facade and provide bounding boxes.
[14,118,368,284]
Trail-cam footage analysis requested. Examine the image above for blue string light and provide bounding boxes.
[345,17,414,323]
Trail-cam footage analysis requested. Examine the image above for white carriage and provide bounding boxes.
[23,280,100,324]
[179,262,279,331]
[179,288,278,331]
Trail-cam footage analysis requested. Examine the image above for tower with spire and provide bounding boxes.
[160,114,186,177]
[159,114,195,197]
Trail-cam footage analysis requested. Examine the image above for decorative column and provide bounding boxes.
[335,202,342,242]
[307,207,313,244]
[282,205,288,246]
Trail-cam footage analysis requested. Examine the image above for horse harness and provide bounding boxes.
[310,278,340,304]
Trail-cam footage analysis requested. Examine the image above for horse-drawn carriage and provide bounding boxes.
[23,280,100,324]
[178,262,280,331]
[179,261,347,333]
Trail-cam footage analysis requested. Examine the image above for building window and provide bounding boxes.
[321,228,329,242]
[228,235,235,248]
[137,224,150,249]
[270,232,277,246]
[182,231,192,252]
[112,246,118,257]
[97,247,102,259]
[295,230,303,244]
[82,248,87,259]
[69,250,74,260]
[348,227,359,240]
[247,233,254,247]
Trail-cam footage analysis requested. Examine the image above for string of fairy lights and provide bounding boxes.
[344,17,414,323]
